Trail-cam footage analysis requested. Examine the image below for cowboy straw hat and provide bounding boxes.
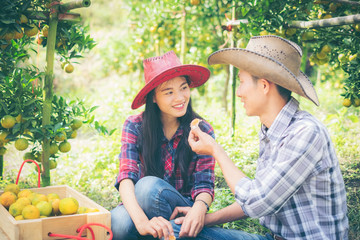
[208,35,319,106]
[131,51,210,109]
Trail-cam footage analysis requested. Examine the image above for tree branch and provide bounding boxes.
[333,0,360,6]
[289,14,360,28]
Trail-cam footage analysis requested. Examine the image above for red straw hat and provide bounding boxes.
[131,51,210,109]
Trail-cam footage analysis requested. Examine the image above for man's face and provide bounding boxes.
[236,71,265,117]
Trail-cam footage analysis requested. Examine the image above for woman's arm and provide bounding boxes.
[119,179,174,239]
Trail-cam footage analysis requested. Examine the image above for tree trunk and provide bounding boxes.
[0,155,3,180]
[222,65,230,112]
[180,4,186,63]
[230,0,237,137]
[41,1,59,187]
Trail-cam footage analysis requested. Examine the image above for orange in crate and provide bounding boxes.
[0,185,111,240]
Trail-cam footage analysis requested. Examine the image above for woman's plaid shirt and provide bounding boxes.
[115,113,215,200]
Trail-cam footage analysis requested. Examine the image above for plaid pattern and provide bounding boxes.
[115,113,215,200]
[235,97,348,239]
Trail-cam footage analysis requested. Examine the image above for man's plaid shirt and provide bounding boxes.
[235,98,348,239]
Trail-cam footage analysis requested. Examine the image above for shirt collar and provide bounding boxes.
[161,124,184,142]
[260,97,299,143]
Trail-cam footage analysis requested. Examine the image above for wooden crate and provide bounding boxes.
[0,185,111,240]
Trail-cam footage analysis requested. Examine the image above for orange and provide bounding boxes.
[71,119,83,130]
[0,131,10,143]
[353,98,360,107]
[64,63,74,73]
[0,147,6,156]
[16,197,31,206]
[23,152,36,161]
[49,160,57,169]
[77,206,88,214]
[50,198,60,215]
[70,130,77,139]
[59,141,71,153]
[31,193,48,205]
[190,0,200,5]
[15,215,24,220]
[15,138,29,151]
[13,30,24,39]
[42,25,49,37]
[49,143,59,155]
[19,14,28,24]
[9,202,26,217]
[342,98,352,107]
[47,193,60,202]
[321,45,331,53]
[36,201,52,217]
[22,205,40,219]
[1,115,16,129]
[5,184,20,195]
[55,131,66,141]
[0,192,17,208]
[85,208,100,213]
[24,24,38,37]
[59,197,79,215]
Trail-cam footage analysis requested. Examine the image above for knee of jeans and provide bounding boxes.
[111,206,136,240]
[135,176,164,200]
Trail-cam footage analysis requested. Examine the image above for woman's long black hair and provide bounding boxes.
[138,77,201,194]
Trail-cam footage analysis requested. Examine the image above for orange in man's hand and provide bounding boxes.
[190,118,201,129]
[169,235,176,240]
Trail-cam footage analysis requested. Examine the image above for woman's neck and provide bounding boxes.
[161,115,180,140]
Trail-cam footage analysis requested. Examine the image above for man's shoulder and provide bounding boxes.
[290,109,326,135]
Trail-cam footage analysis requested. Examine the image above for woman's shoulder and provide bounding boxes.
[122,112,143,132]
[126,112,143,123]
[198,119,215,138]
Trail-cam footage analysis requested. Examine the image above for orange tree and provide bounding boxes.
[106,0,360,109]
[0,0,113,186]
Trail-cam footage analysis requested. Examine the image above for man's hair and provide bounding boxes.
[251,75,291,102]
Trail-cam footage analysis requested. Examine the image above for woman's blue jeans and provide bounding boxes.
[111,176,272,240]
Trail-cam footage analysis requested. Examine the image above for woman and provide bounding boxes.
[111,51,216,240]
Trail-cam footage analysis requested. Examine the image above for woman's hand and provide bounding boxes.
[136,216,174,240]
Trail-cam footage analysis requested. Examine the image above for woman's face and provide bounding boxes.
[153,76,190,121]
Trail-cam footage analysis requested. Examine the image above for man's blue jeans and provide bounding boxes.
[111,176,272,240]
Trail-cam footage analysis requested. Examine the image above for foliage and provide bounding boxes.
[0,0,110,182]
[101,0,360,105]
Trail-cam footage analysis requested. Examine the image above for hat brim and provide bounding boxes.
[131,65,210,109]
[208,48,319,106]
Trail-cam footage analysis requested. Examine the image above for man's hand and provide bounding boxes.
[188,125,217,156]
[170,206,191,224]
[136,216,174,240]
[170,202,207,238]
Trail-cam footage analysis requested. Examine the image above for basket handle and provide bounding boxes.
[48,222,113,240]
[16,159,41,188]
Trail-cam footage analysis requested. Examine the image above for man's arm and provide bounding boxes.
[205,202,247,226]
[188,126,246,193]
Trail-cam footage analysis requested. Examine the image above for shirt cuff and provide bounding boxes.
[192,188,214,201]
[234,177,252,217]
[114,172,139,190]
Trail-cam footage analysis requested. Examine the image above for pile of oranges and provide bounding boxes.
[0,184,99,220]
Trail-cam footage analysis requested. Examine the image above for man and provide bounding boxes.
[170,35,348,240]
